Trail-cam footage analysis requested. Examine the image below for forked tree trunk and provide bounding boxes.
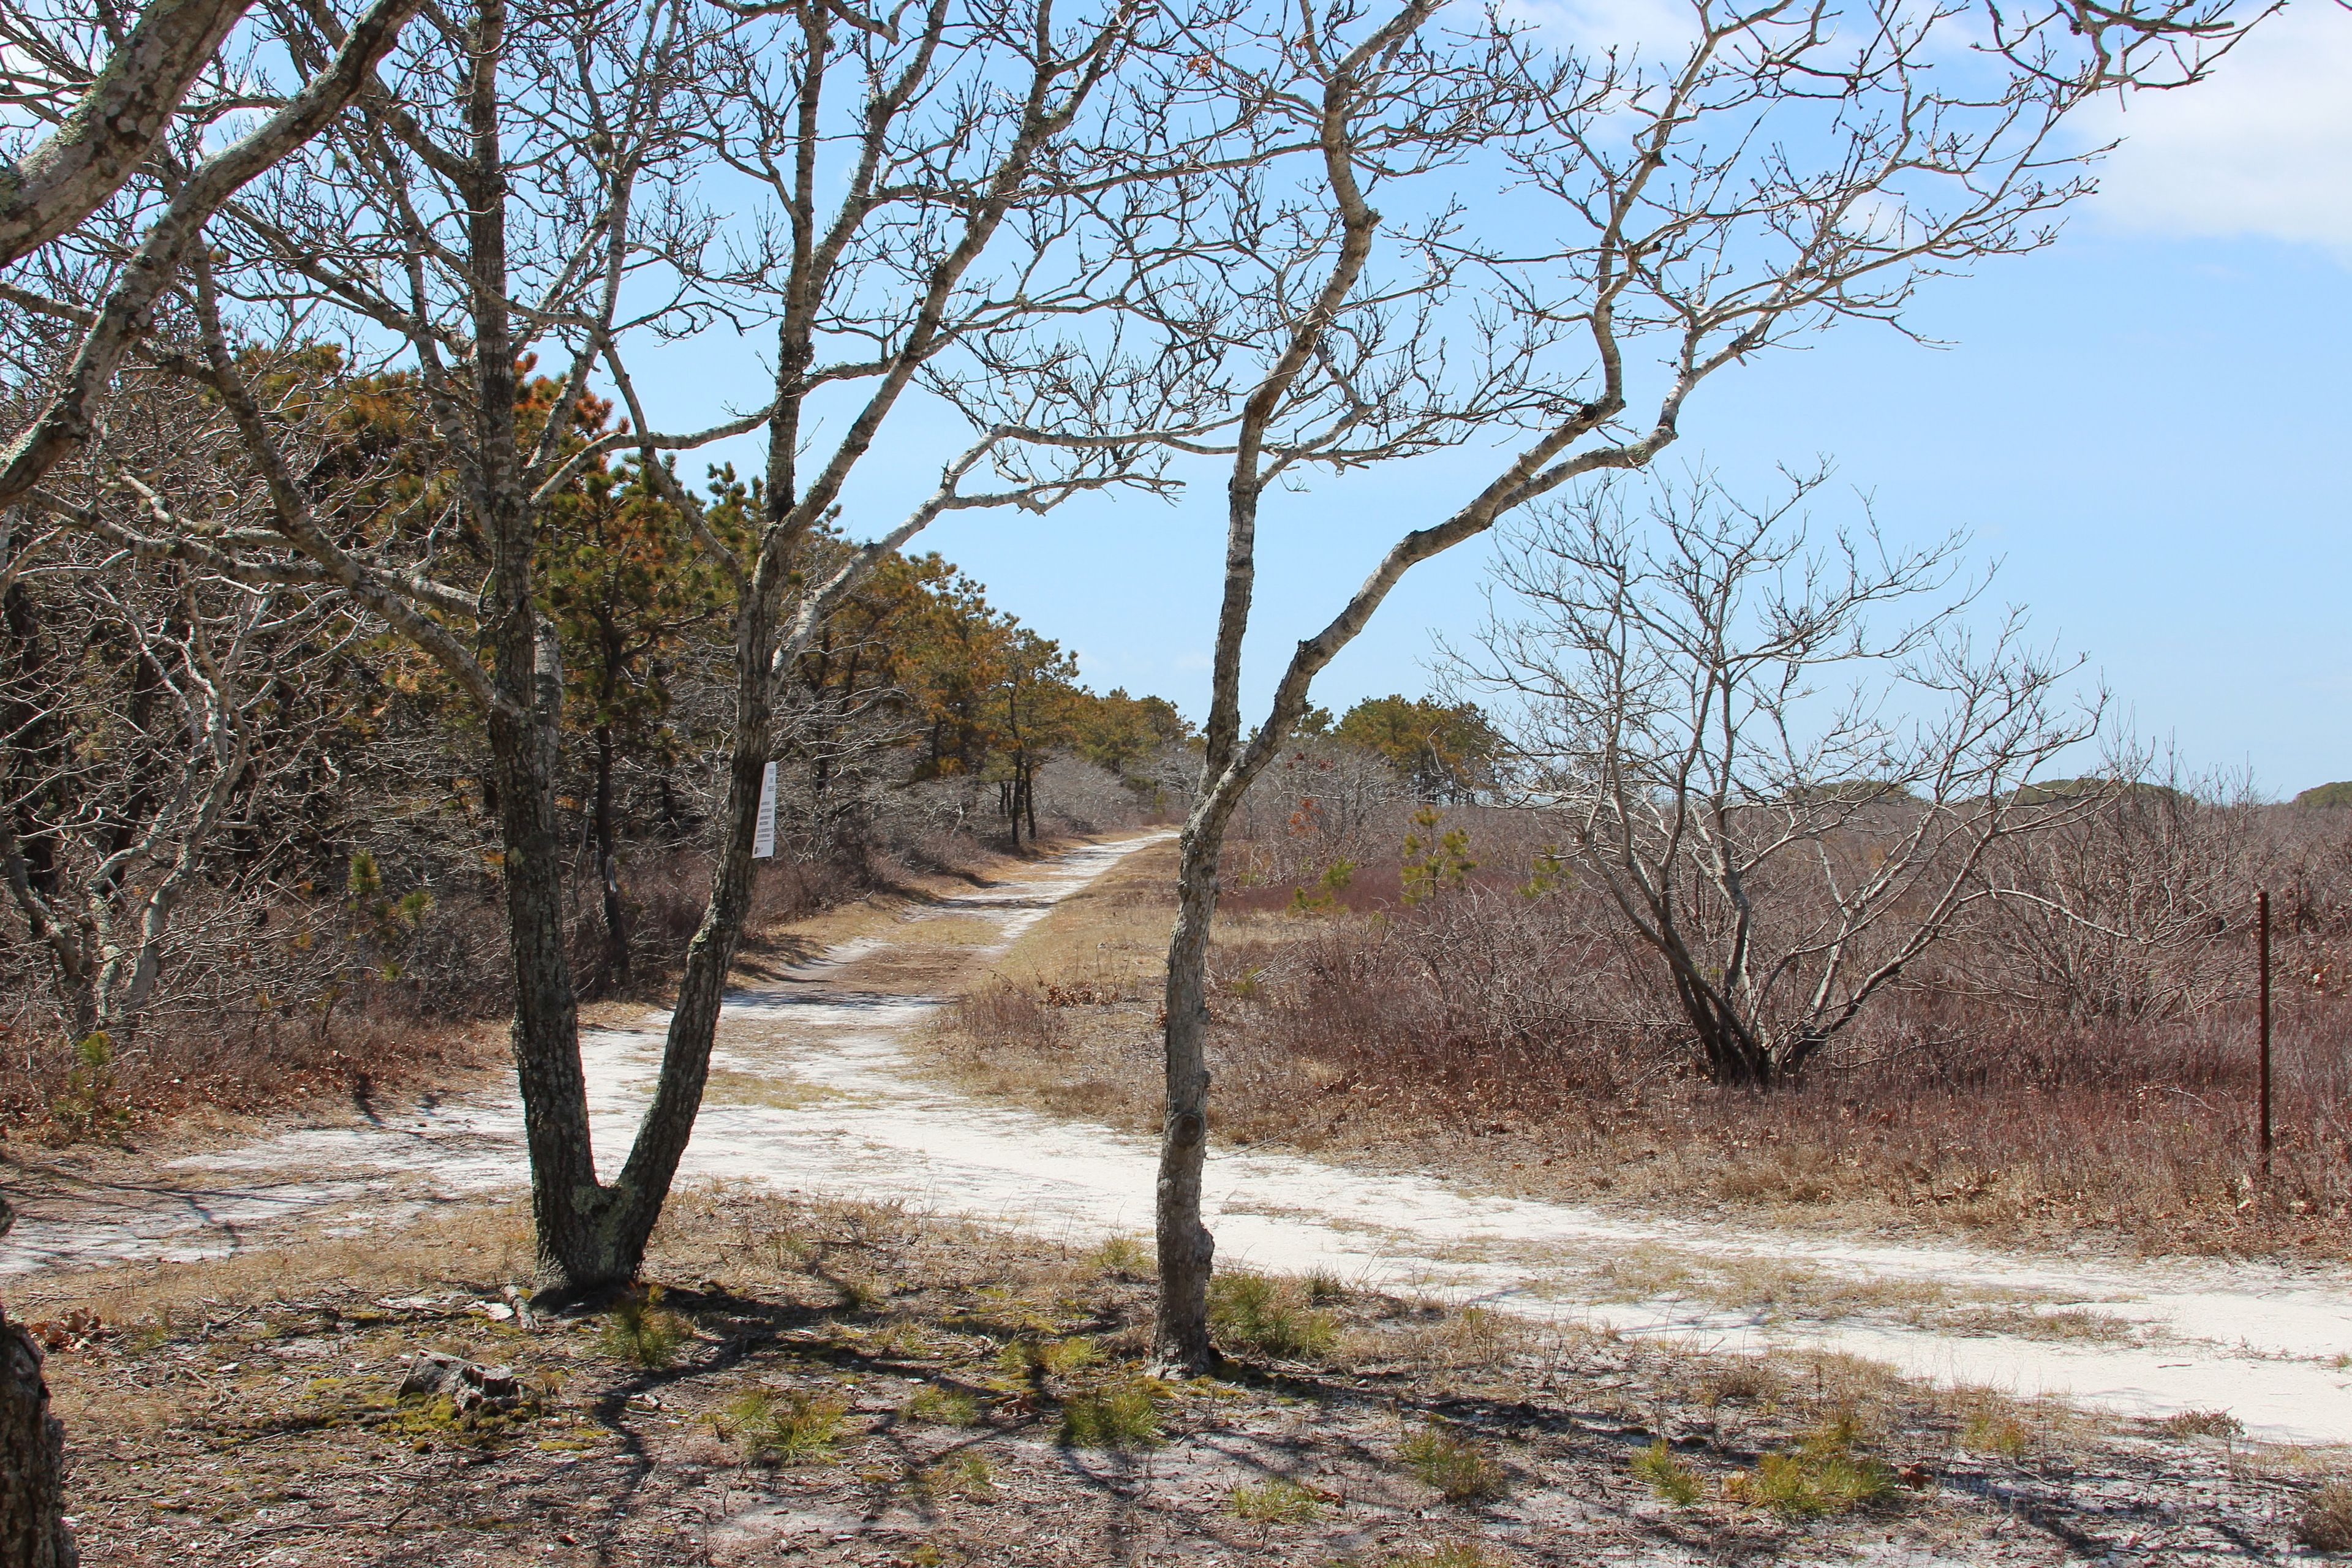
[592,578,780,1280]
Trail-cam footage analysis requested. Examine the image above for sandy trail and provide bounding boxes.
[7,832,2348,1445]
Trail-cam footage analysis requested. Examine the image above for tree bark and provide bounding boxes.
[0,1312,72,1568]
[593,723,629,988]
[1152,821,1224,1371]
[591,555,782,1283]
[0,1199,75,1568]
[0,0,257,266]
[461,0,608,1292]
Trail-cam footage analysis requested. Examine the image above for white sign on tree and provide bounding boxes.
[752,761,777,860]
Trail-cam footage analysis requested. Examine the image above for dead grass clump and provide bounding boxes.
[1698,1357,1784,1408]
[2297,1481,2352,1551]
[1372,1303,1527,1370]
[955,979,1065,1052]
[2158,1408,2244,1440]
[1340,1547,1512,1568]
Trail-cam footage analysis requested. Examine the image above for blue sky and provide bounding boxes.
[647,0,2352,797]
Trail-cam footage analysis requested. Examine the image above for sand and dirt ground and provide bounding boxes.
[4,832,2348,1564]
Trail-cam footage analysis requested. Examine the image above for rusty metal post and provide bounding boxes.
[2258,889,2272,1180]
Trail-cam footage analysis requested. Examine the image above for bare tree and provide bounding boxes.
[14,0,754,1290]
[1140,0,2255,1370]
[25,0,1283,1294]
[0,533,356,1046]
[0,0,265,263]
[533,0,1275,1287]
[1456,469,2101,1085]
[0,1,419,1512]
[0,0,420,510]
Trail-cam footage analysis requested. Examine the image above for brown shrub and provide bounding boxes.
[1194,801,2352,1256]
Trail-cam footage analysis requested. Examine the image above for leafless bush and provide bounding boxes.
[1030,754,1150,838]
[1226,741,1409,893]
[1209,791,2352,1252]
[1965,753,2291,1020]
[1457,470,2100,1085]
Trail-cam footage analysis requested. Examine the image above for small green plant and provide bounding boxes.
[999,1335,1102,1383]
[1305,1271,1346,1302]
[1209,1272,1338,1360]
[1700,1358,1781,1407]
[1058,1377,1163,1450]
[1960,1409,2032,1457]
[50,1030,129,1135]
[1229,1477,1326,1525]
[2158,1408,2242,1440]
[1289,857,1357,914]
[2297,1481,2352,1552]
[1630,1438,1703,1506]
[1089,1234,1151,1279]
[835,1274,886,1311]
[726,1386,847,1464]
[1726,1417,1894,1518]
[1399,1421,1506,1503]
[1400,807,1475,905]
[916,1452,995,1501]
[598,1284,689,1368]
[902,1384,979,1427]
[1519,846,1575,899]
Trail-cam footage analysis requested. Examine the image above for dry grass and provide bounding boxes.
[987,836,1178,995]
[2301,1480,2352,1551]
[918,824,2352,1262]
[699,1066,845,1110]
[26,1186,2332,1566]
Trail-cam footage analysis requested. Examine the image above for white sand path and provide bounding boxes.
[7,832,2347,1446]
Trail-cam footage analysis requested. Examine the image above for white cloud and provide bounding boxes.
[2080,1,2352,260]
